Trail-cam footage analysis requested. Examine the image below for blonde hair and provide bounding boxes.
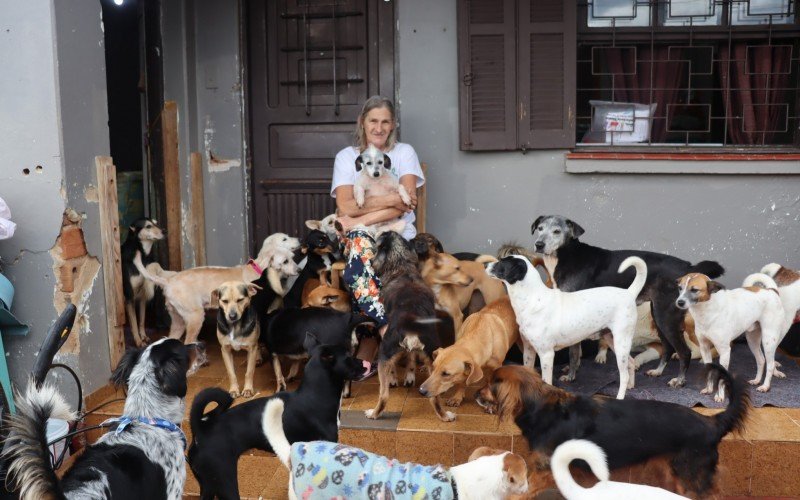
[354,96,397,152]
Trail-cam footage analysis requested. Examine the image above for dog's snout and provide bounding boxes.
[372,172,380,177]
[227,310,239,321]
[676,299,687,309]
[418,386,429,397]
[534,241,545,251]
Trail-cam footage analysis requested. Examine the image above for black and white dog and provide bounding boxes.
[4,338,206,500]
[121,217,167,346]
[530,215,724,388]
[187,335,367,500]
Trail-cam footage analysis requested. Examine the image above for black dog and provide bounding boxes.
[187,336,365,500]
[531,215,724,388]
[366,231,455,422]
[282,230,336,309]
[121,217,165,346]
[262,306,375,394]
[478,363,748,496]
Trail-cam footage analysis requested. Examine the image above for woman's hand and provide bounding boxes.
[393,192,416,213]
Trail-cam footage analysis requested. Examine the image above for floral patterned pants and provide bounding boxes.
[342,229,387,327]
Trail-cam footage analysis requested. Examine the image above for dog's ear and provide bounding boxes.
[303,332,321,352]
[433,253,444,269]
[355,156,364,172]
[433,238,444,254]
[707,280,725,294]
[465,361,484,385]
[531,215,547,234]
[305,219,322,230]
[154,350,189,398]
[110,347,144,388]
[317,345,335,366]
[210,287,221,304]
[432,347,442,360]
[566,219,585,239]
[382,154,391,170]
[246,283,262,297]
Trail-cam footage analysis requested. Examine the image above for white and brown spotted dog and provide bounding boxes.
[676,272,784,399]
[758,263,800,334]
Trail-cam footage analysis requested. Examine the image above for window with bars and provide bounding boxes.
[577,0,800,148]
[457,0,800,151]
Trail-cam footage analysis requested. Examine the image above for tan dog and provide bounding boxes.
[133,232,300,344]
[302,269,350,312]
[419,296,519,409]
[421,252,507,332]
[212,281,262,398]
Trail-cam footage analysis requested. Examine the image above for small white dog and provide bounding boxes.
[352,144,412,236]
[676,272,784,399]
[263,398,529,500]
[551,439,688,499]
[487,255,647,399]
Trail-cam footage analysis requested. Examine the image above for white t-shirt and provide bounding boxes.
[331,142,425,240]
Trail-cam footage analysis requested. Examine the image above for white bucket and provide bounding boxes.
[46,418,70,464]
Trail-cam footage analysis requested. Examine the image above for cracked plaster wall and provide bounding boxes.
[0,0,112,405]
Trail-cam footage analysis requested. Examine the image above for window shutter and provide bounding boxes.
[517,0,576,149]
[458,0,517,151]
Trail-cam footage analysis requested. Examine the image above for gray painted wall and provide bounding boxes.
[396,0,799,288]
[0,0,112,401]
[162,0,250,268]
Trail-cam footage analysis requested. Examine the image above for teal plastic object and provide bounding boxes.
[0,272,29,413]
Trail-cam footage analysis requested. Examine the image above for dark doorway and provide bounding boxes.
[246,0,395,248]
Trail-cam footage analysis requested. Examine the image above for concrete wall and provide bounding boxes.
[162,0,250,268]
[396,0,799,287]
[0,0,112,402]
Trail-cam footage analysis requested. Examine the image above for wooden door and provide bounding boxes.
[247,0,395,248]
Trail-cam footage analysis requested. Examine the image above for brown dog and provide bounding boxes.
[419,296,519,409]
[212,281,262,398]
[421,252,507,333]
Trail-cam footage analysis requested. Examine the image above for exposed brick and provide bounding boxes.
[60,226,87,259]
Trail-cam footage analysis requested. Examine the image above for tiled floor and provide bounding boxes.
[79,339,800,499]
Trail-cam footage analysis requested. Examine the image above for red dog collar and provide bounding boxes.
[248,259,264,275]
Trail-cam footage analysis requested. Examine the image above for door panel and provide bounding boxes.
[248,0,394,246]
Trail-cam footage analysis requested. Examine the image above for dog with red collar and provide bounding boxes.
[133,232,300,344]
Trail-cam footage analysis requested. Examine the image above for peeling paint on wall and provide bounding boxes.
[204,115,241,172]
[84,184,99,203]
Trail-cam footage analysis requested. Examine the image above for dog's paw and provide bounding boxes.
[748,378,761,386]
[558,373,575,383]
[757,384,771,393]
[773,369,787,379]
[403,372,416,387]
[645,368,663,378]
[560,364,571,374]
[700,387,712,395]
[714,393,726,403]
[776,360,783,368]
[365,409,379,420]
[667,377,685,388]
[594,352,608,364]
[440,411,456,422]
[445,397,463,407]
[229,389,240,398]
[242,389,254,398]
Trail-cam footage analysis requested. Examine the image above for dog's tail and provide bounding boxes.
[742,272,779,291]
[3,381,77,500]
[497,242,538,262]
[262,398,291,468]
[618,256,648,298]
[691,260,725,280]
[760,263,782,279]
[133,250,170,288]
[707,363,750,441]
[551,439,610,498]
[189,387,234,436]
[474,254,498,265]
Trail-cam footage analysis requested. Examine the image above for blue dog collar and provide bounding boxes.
[102,415,187,450]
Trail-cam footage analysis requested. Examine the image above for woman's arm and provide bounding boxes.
[338,208,406,233]
[335,185,409,217]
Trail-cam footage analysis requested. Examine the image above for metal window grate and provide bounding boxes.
[576,0,800,147]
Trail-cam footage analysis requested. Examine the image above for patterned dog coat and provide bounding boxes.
[290,441,455,500]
